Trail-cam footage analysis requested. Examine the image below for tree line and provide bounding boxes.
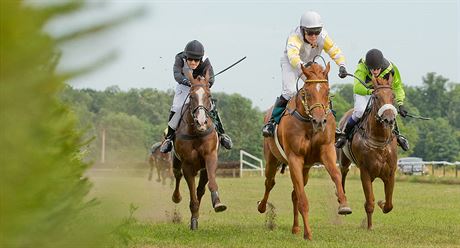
[62,72,460,163]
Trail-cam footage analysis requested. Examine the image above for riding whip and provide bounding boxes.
[211,56,247,79]
[405,113,431,120]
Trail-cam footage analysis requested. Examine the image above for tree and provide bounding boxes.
[412,118,460,161]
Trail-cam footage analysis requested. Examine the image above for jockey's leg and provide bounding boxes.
[262,95,288,137]
[335,116,358,148]
[160,111,176,153]
[394,121,409,151]
[210,106,233,150]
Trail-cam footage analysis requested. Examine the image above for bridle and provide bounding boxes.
[189,83,212,125]
[370,84,396,124]
[298,78,331,119]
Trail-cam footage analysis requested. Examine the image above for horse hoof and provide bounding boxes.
[291,226,301,235]
[214,203,227,213]
[156,178,161,182]
[377,200,385,209]
[257,201,267,213]
[338,205,352,215]
[190,218,198,230]
[172,194,182,203]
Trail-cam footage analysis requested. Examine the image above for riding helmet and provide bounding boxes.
[300,11,323,29]
[365,49,389,70]
[184,40,204,60]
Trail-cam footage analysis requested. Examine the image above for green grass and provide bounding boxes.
[87,169,460,248]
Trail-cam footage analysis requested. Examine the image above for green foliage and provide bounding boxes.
[412,118,460,161]
[0,1,103,247]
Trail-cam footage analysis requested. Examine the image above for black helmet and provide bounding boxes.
[184,40,204,60]
[365,49,387,70]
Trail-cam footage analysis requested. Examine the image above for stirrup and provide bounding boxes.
[159,139,172,153]
[262,122,275,137]
[220,134,233,150]
[397,135,409,151]
[335,135,347,148]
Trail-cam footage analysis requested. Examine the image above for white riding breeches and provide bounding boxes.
[169,84,190,129]
[352,94,371,121]
[280,57,301,100]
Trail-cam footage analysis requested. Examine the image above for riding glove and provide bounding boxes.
[398,105,408,117]
[338,66,348,79]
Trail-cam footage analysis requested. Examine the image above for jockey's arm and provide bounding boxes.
[286,33,303,71]
[391,65,405,106]
[353,62,372,95]
[322,35,346,67]
[173,54,190,86]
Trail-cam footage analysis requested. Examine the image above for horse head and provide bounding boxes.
[371,74,397,129]
[299,62,331,132]
[186,69,213,132]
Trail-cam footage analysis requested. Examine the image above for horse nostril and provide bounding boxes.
[322,119,327,124]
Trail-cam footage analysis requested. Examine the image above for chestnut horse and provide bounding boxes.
[148,143,173,185]
[258,62,351,240]
[171,70,226,230]
[337,75,398,230]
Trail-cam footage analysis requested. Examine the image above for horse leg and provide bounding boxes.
[321,147,352,215]
[182,165,200,230]
[338,149,351,193]
[197,169,208,205]
[161,164,167,185]
[155,162,161,182]
[289,157,312,240]
[171,157,182,204]
[148,159,153,181]
[257,148,278,214]
[378,173,395,214]
[291,167,311,235]
[360,170,375,230]
[205,155,226,212]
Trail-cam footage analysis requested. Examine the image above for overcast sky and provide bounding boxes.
[49,0,459,109]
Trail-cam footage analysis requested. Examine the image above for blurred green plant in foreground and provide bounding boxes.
[0,1,143,247]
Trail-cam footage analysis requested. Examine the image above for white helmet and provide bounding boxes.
[300,11,323,28]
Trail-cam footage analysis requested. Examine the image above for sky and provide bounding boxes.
[48,0,460,110]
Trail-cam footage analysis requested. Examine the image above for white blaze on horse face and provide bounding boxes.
[195,87,207,126]
[316,83,321,92]
[377,104,398,117]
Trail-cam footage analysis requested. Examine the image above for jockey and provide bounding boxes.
[262,10,349,137]
[335,48,410,151]
[159,40,233,153]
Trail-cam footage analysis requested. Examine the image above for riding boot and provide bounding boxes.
[159,111,176,153]
[394,121,409,151]
[210,108,233,150]
[335,117,358,148]
[262,96,288,137]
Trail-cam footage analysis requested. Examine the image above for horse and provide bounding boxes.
[258,62,352,240]
[171,69,226,230]
[337,74,398,230]
[148,142,173,185]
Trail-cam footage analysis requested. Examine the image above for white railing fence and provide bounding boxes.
[240,150,264,177]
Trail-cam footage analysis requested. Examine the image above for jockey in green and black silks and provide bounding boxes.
[335,48,409,151]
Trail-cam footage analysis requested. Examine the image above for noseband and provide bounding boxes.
[371,85,397,124]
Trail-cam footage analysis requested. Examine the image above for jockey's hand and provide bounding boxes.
[338,66,348,79]
[398,105,408,118]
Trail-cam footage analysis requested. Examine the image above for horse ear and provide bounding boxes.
[387,73,393,85]
[205,67,210,82]
[371,75,377,86]
[185,69,194,82]
[323,62,330,77]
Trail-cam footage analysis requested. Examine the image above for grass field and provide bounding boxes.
[87,168,460,248]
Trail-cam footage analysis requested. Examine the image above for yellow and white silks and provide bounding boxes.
[280,26,346,100]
